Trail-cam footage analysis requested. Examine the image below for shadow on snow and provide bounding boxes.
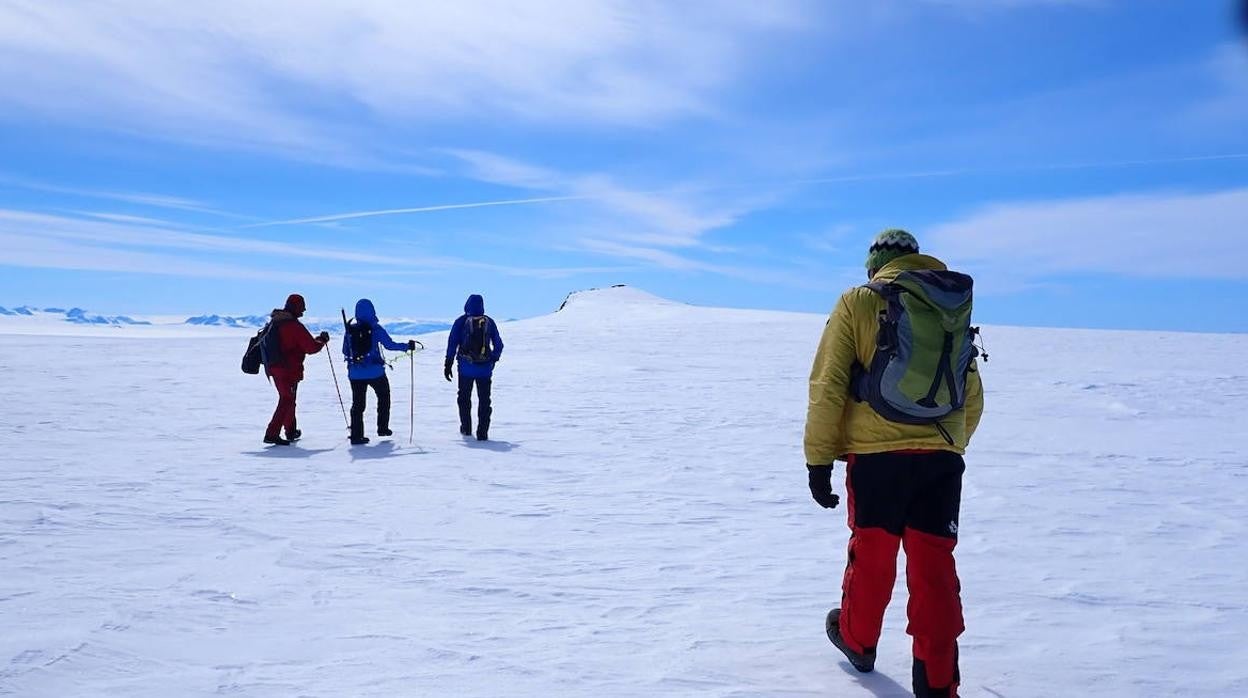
[243,446,336,459]
[348,440,432,460]
[838,662,912,698]
[458,438,520,453]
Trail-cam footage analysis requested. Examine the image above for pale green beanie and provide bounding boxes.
[865,228,919,271]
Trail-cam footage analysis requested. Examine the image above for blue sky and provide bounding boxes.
[1,0,1246,331]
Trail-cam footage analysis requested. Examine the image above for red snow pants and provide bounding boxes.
[840,450,965,696]
[265,376,300,438]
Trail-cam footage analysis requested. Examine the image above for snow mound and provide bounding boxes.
[556,284,679,312]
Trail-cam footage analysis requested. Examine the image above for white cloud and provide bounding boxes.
[0,172,250,219]
[926,187,1248,283]
[447,149,746,247]
[0,207,635,283]
[0,231,357,286]
[0,209,410,266]
[918,0,1106,10]
[1185,42,1248,126]
[0,1,811,157]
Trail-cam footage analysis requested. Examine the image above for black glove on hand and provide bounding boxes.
[807,464,839,509]
[316,331,330,344]
[443,358,453,381]
[408,340,417,352]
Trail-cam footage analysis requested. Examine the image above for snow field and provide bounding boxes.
[1,286,1245,696]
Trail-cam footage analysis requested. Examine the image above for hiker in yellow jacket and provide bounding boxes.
[806,229,983,698]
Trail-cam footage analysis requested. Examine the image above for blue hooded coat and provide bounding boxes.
[342,299,410,380]
[446,294,503,378]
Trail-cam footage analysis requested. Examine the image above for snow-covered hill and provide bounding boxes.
[1,286,1244,697]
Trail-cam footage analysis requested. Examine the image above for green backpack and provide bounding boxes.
[851,269,981,441]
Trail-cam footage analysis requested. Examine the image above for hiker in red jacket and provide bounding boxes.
[264,293,329,445]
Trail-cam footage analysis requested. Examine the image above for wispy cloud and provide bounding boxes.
[0,172,252,219]
[0,1,812,160]
[795,153,1248,188]
[0,209,413,266]
[0,230,359,286]
[1184,42,1248,127]
[920,0,1106,8]
[0,207,643,285]
[447,149,749,248]
[926,186,1248,283]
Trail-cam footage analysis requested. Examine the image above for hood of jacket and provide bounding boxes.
[354,298,378,324]
[270,309,296,322]
[870,253,948,283]
[464,294,485,316]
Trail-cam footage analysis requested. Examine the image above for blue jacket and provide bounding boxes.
[446,294,504,378]
[343,298,409,380]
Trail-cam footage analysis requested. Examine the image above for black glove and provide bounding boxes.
[807,464,839,509]
[407,340,417,352]
[316,331,330,344]
[443,358,453,382]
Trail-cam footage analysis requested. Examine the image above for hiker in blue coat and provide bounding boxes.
[444,294,504,440]
[343,298,417,445]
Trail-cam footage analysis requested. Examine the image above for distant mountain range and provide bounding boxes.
[186,314,453,335]
[0,305,152,325]
[0,306,452,335]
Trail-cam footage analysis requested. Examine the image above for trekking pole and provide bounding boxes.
[325,344,349,429]
[409,348,415,445]
[406,340,423,445]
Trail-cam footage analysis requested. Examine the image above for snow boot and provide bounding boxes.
[913,653,959,697]
[476,430,488,441]
[826,609,876,673]
[350,436,370,445]
[460,425,472,436]
[285,428,301,442]
[264,434,291,446]
[378,427,393,437]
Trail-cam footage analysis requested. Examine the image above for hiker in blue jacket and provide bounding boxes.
[343,298,417,445]
[444,294,503,441]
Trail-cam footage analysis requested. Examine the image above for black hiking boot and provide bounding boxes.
[349,436,370,445]
[476,431,488,441]
[377,427,393,437]
[264,434,291,446]
[460,424,472,436]
[285,428,301,442]
[826,609,876,673]
[913,649,960,697]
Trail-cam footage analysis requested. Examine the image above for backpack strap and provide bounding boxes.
[850,282,902,402]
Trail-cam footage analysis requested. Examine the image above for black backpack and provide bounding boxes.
[345,320,374,365]
[241,330,263,374]
[242,319,289,375]
[259,321,287,369]
[458,315,494,363]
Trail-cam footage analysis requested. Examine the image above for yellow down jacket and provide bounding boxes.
[803,253,984,464]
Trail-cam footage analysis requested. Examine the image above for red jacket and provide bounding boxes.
[266,310,324,381]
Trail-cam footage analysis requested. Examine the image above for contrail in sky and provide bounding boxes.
[245,195,588,228]
[245,152,1248,227]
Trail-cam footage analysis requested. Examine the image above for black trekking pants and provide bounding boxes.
[349,375,391,439]
[457,374,492,435]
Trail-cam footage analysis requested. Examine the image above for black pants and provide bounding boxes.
[349,375,391,439]
[457,374,491,435]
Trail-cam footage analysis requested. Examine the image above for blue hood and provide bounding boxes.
[354,298,378,324]
[464,294,485,316]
